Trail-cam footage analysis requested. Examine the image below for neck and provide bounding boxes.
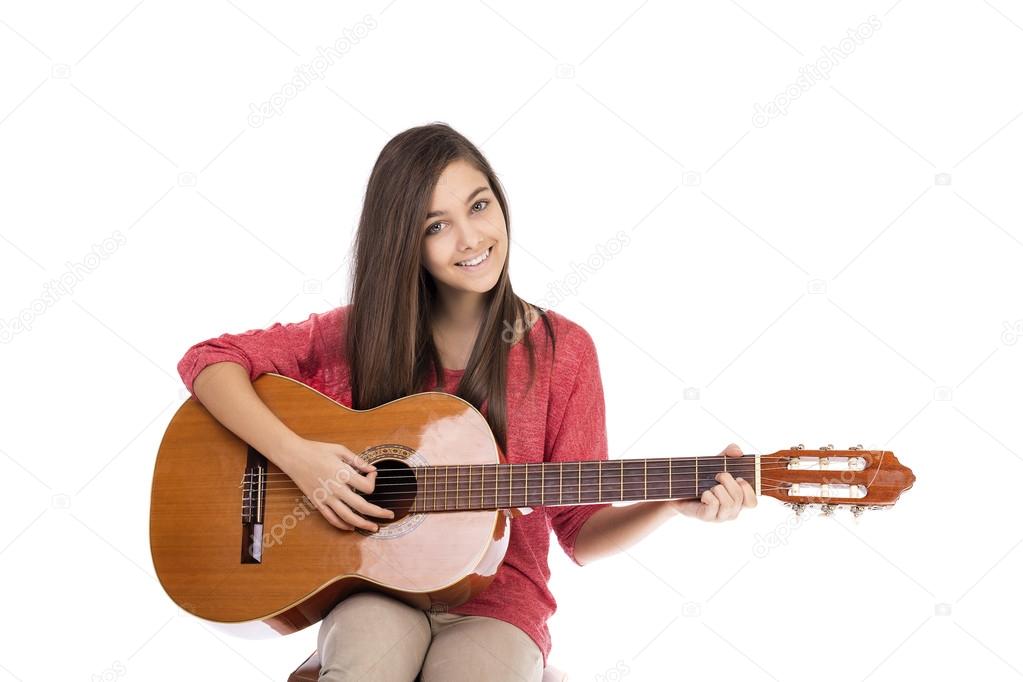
[434,286,487,331]
[408,454,760,513]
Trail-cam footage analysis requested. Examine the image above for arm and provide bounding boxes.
[573,444,758,566]
[191,361,304,470]
[177,310,339,469]
[571,500,678,566]
[178,308,391,531]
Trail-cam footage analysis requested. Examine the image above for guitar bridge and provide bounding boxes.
[241,446,267,564]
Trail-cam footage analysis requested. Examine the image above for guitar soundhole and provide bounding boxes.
[364,458,418,521]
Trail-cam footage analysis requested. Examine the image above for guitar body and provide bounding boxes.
[150,374,510,638]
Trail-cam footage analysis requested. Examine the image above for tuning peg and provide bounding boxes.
[819,444,834,451]
[790,443,805,450]
[785,502,807,516]
[820,504,835,517]
[851,505,865,518]
[849,444,863,451]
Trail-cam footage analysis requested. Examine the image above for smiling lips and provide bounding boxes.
[455,245,492,268]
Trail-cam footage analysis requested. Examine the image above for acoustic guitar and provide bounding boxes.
[149,373,915,637]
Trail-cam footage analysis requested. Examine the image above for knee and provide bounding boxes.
[318,593,431,681]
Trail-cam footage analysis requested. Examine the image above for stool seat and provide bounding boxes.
[289,650,568,681]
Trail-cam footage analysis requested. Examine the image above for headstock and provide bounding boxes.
[759,444,915,518]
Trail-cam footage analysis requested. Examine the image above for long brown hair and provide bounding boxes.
[345,122,555,452]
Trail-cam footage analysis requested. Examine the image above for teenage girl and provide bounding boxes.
[177,123,757,682]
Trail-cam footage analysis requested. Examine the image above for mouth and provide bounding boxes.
[454,245,493,270]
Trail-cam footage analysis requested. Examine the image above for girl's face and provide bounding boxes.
[420,159,507,298]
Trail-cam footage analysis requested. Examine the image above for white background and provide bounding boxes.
[2,1,1022,680]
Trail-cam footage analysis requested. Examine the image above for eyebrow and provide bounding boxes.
[425,186,489,219]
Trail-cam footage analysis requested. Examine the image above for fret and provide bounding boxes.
[486,464,495,510]
[598,461,602,502]
[515,464,523,507]
[541,463,545,506]
[525,463,529,507]
[620,460,624,500]
[577,462,582,504]
[444,466,449,511]
[559,463,563,505]
[620,459,642,502]
[643,459,647,499]
[698,457,724,496]
[543,464,559,508]
[694,457,698,499]
[462,464,471,510]
[645,459,671,501]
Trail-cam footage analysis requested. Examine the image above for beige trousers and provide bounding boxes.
[317,591,544,682]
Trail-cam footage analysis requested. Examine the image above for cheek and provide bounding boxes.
[421,240,447,274]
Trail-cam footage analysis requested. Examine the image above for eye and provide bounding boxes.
[425,200,490,236]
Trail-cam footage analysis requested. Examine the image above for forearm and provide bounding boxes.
[572,500,678,566]
[191,361,303,469]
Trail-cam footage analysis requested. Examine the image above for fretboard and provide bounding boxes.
[408,455,758,513]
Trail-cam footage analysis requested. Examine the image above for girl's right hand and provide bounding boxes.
[279,437,395,532]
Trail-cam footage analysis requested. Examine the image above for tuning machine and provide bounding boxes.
[820,503,836,517]
[785,502,807,516]
[849,444,863,451]
[790,443,805,450]
[850,505,865,518]
[819,444,834,451]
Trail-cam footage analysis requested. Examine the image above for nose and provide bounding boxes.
[453,219,486,251]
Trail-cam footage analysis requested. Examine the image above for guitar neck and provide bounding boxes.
[408,454,760,513]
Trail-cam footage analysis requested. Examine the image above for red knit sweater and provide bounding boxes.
[176,304,610,665]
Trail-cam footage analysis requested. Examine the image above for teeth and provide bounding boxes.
[457,247,490,267]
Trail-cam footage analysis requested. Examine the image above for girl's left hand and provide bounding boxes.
[668,443,757,522]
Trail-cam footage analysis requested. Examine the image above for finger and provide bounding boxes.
[318,501,354,531]
[328,497,379,532]
[736,477,757,508]
[344,468,375,495]
[343,487,395,519]
[711,483,738,520]
[337,448,376,473]
[719,443,743,458]
[700,489,720,521]
[716,472,744,510]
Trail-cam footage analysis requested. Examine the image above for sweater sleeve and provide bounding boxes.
[545,327,612,566]
[176,308,340,397]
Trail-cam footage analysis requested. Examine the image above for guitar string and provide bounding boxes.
[239,470,805,496]
[240,480,837,509]
[240,455,872,479]
[245,485,802,511]
[242,484,821,514]
[239,464,846,491]
[238,454,858,478]
[239,461,826,483]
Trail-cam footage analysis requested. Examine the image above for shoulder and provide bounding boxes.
[540,308,598,369]
[295,304,351,350]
